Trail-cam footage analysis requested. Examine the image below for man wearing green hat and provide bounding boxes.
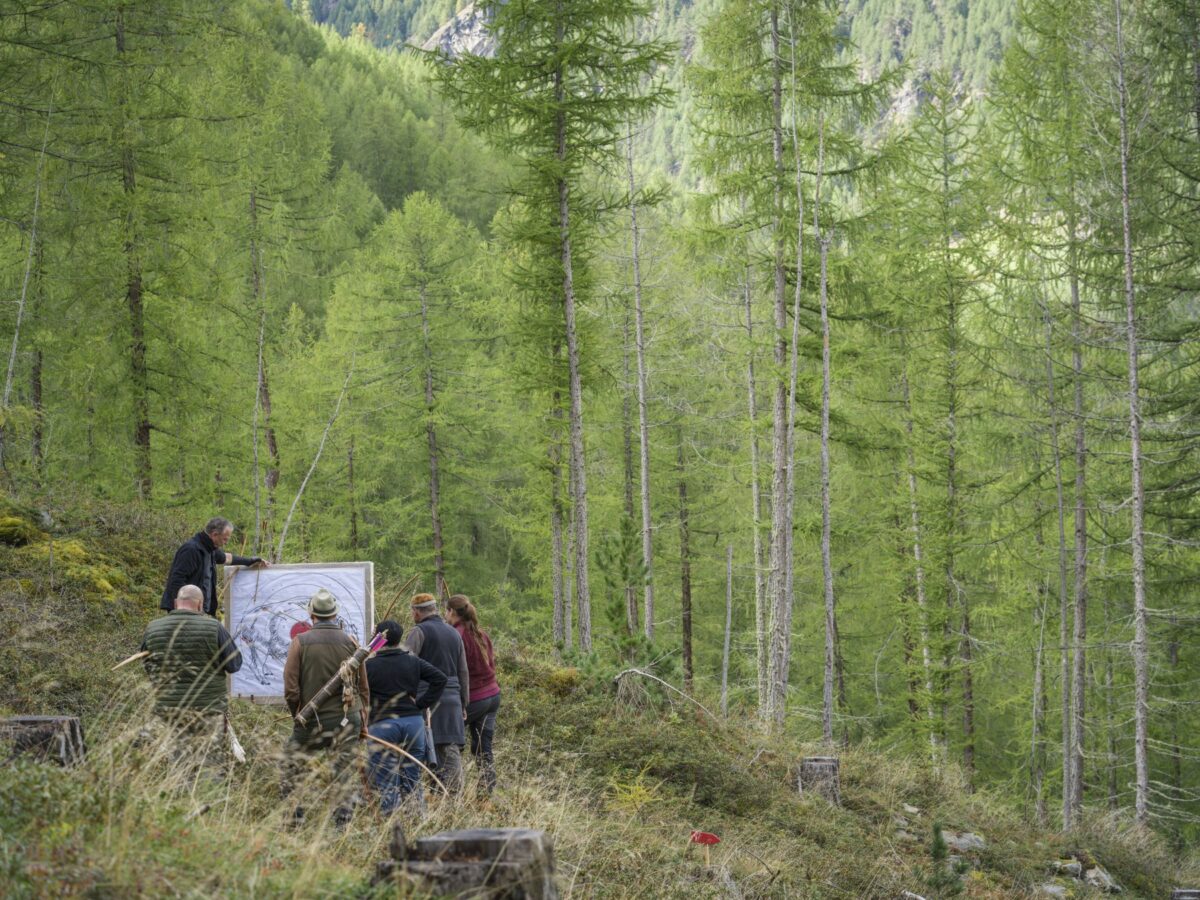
[280,587,370,828]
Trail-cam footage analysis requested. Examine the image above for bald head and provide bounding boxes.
[174,584,203,611]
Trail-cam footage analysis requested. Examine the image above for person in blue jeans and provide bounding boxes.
[365,619,447,814]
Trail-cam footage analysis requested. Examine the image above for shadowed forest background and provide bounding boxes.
[1,0,1198,857]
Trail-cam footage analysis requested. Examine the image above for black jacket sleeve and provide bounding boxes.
[215,624,243,674]
[227,554,261,567]
[417,658,448,711]
[161,542,204,611]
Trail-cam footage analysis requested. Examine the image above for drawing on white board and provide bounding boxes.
[226,563,373,699]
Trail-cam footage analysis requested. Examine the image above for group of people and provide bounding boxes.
[138,516,502,826]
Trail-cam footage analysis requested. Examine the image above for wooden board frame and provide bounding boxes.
[223,561,374,705]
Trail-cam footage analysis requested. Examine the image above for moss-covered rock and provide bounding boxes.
[16,539,129,601]
[0,516,46,546]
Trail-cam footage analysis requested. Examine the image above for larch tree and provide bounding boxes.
[436,0,672,652]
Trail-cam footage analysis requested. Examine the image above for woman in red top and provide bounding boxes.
[447,593,500,795]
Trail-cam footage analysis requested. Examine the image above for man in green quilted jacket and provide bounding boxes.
[139,584,243,775]
[280,588,369,828]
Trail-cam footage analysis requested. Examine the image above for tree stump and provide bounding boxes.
[798,756,840,805]
[0,716,85,766]
[375,827,557,899]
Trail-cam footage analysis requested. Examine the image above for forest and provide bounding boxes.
[1,0,1198,852]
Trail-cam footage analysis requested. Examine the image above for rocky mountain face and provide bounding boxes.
[313,0,1014,87]
[421,2,495,57]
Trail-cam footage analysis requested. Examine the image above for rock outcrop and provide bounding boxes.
[421,3,495,59]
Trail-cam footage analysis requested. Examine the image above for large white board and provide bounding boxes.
[225,562,374,701]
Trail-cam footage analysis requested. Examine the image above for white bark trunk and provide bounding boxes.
[901,367,938,754]
[628,137,656,641]
[275,364,354,561]
[2,107,51,416]
[819,232,835,745]
[782,9,806,632]
[1033,582,1049,825]
[744,264,768,710]
[551,393,566,645]
[764,6,793,727]
[555,87,591,649]
[1114,0,1150,824]
[722,544,733,717]
[1068,224,1089,827]
[1041,296,1076,829]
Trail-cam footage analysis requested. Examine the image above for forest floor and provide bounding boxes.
[0,496,1194,898]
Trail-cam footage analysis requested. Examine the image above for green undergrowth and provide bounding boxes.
[0,495,1194,897]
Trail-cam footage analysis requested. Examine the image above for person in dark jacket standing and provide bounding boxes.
[365,619,447,813]
[140,584,243,776]
[280,588,369,827]
[447,594,501,796]
[403,593,468,792]
[161,517,268,617]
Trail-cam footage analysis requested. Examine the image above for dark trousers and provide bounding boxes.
[465,692,500,794]
[366,715,426,814]
[281,711,362,823]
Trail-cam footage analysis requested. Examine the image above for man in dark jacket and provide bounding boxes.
[280,588,369,827]
[161,517,268,617]
[403,593,468,792]
[140,584,243,776]
[365,619,447,812]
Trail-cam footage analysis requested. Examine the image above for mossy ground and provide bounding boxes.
[0,495,1194,898]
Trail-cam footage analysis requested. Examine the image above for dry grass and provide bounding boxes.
[1,499,1195,898]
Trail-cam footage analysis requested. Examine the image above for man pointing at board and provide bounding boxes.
[161,517,269,618]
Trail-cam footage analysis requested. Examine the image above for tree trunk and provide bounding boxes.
[819,231,836,745]
[250,192,281,553]
[764,5,792,727]
[275,365,352,560]
[117,12,151,500]
[901,367,938,754]
[565,451,576,649]
[551,392,566,646]
[1168,614,1181,816]
[1042,294,1077,829]
[1191,0,1200,138]
[722,544,733,717]
[1031,475,1050,826]
[678,431,693,693]
[744,262,768,710]
[1107,596,1120,810]
[1115,0,1150,824]
[2,106,50,474]
[420,283,445,586]
[940,126,971,786]
[1068,210,1089,826]
[1033,588,1049,825]
[628,136,655,640]
[30,346,43,478]
[782,44,808,647]
[621,302,638,635]
[554,47,590,649]
[348,434,359,555]
[29,244,45,481]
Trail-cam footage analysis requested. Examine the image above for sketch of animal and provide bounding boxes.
[238,617,274,683]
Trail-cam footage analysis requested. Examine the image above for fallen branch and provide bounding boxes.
[274,361,354,562]
[612,668,718,723]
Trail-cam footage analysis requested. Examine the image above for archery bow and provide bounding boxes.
[294,630,388,728]
[292,573,421,728]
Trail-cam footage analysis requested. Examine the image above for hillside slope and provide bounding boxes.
[309,0,1014,86]
[305,0,1015,177]
[0,499,1193,898]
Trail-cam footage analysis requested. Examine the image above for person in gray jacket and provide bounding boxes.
[403,593,468,792]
